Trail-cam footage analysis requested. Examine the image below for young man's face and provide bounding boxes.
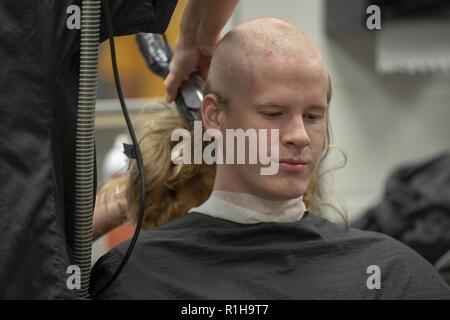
[214,54,329,200]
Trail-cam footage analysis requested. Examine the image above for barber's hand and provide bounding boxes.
[92,183,128,241]
[164,36,218,103]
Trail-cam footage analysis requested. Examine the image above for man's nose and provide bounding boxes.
[280,115,311,147]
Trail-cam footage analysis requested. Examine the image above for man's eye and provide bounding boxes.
[304,114,323,121]
[262,112,282,118]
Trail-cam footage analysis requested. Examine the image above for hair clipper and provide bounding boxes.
[136,33,204,128]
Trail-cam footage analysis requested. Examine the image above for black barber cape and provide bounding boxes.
[90,212,450,299]
[0,0,177,299]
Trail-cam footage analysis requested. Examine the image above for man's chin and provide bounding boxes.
[258,185,306,201]
[275,191,305,201]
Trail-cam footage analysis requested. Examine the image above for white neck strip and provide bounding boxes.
[188,190,306,224]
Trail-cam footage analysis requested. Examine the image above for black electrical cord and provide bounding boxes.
[91,0,147,298]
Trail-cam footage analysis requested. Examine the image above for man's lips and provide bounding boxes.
[279,159,308,165]
[278,159,309,172]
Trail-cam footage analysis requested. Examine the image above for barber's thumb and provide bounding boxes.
[164,76,176,103]
[164,73,183,103]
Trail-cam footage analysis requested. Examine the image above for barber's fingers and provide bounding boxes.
[164,51,213,102]
[165,46,199,103]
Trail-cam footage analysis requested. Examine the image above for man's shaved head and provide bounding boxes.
[205,18,330,105]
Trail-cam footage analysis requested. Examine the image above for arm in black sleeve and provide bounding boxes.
[100,0,178,42]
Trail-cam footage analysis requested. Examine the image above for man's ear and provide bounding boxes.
[201,93,224,130]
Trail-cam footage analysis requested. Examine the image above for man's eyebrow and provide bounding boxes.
[254,102,290,109]
[307,104,328,111]
[254,102,328,110]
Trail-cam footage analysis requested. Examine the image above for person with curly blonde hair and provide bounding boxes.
[91,18,450,300]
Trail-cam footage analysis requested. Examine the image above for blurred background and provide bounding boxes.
[92,0,450,274]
